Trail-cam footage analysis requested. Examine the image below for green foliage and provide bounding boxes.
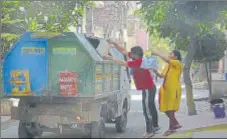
[138,1,227,62]
[0,0,94,57]
[138,1,170,36]
[146,35,171,69]
[0,1,23,55]
[1,33,20,49]
[219,11,227,29]
[195,30,227,61]
[20,1,93,32]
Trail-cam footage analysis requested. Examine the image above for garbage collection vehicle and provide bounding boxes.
[2,32,131,138]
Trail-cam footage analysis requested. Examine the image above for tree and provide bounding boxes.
[19,1,93,32]
[0,1,24,57]
[196,30,227,101]
[138,1,227,115]
[0,1,94,56]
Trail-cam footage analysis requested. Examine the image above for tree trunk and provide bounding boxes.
[209,61,212,99]
[183,40,197,116]
[205,62,212,100]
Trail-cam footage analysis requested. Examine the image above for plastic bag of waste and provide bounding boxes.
[140,57,158,70]
[130,57,158,75]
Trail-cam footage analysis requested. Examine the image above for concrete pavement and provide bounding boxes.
[167,123,227,138]
[192,131,227,138]
[166,124,227,138]
[164,112,227,138]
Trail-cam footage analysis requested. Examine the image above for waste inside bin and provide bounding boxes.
[210,99,226,119]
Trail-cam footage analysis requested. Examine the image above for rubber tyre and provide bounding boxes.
[115,107,127,133]
[91,118,106,138]
[18,121,34,138]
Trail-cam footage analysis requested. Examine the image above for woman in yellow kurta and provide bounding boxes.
[152,50,182,136]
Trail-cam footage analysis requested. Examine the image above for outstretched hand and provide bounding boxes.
[107,39,114,44]
[103,55,113,61]
[107,39,116,49]
[153,69,158,74]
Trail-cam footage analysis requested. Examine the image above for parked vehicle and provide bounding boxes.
[2,32,131,138]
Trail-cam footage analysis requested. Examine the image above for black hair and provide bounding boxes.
[172,50,182,61]
[131,46,143,58]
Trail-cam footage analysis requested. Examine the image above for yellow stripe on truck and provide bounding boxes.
[96,73,119,80]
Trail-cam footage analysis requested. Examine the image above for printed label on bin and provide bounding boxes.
[22,47,45,55]
[53,47,76,55]
[59,71,78,96]
[95,74,103,80]
[9,70,34,96]
[95,65,102,72]
[32,32,62,38]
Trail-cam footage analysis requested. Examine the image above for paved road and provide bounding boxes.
[1,83,210,138]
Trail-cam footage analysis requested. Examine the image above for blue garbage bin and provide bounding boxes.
[211,99,226,119]
[225,73,227,80]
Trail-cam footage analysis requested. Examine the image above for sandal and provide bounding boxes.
[163,130,176,136]
[144,132,155,138]
[173,124,182,130]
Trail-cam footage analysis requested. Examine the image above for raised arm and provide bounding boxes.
[151,51,169,64]
[152,50,180,69]
[103,55,127,67]
[107,39,128,56]
[103,55,141,68]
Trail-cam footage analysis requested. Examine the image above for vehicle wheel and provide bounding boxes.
[18,121,34,138]
[91,118,106,138]
[115,107,127,133]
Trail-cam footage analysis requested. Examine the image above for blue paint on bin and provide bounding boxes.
[212,103,226,119]
[2,32,48,96]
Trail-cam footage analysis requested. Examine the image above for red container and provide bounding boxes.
[59,71,78,96]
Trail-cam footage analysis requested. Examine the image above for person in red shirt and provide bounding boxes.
[104,40,159,138]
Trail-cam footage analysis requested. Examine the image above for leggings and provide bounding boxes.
[142,86,158,133]
[165,111,179,130]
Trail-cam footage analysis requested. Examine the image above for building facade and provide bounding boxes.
[85,1,149,51]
